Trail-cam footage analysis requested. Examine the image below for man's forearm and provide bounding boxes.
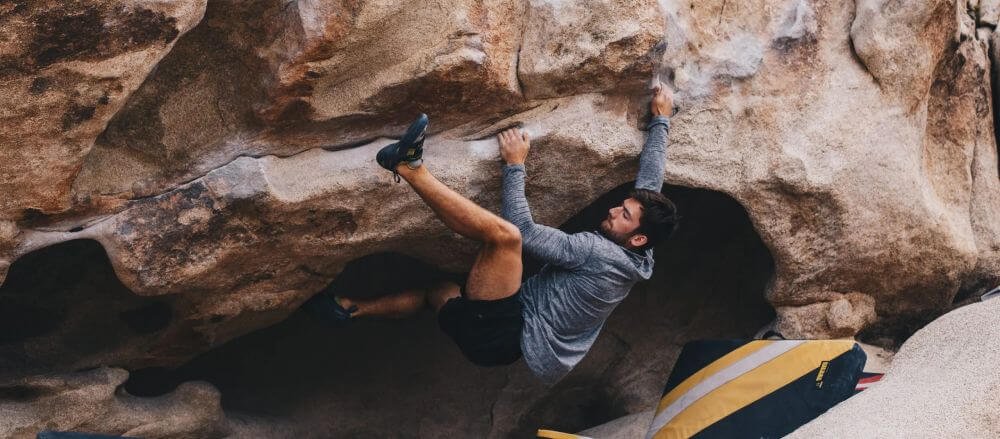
[501,163,533,231]
[635,115,670,191]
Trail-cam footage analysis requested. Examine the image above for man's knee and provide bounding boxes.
[488,221,521,248]
[428,281,461,311]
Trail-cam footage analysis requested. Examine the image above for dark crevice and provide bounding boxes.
[514,3,531,98]
[106,127,397,205]
[991,32,1000,180]
[120,301,173,334]
[125,251,459,398]
[847,34,880,88]
[952,272,1000,305]
[0,239,175,381]
[318,252,461,301]
[0,301,61,344]
[0,385,48,402]
[857,308,942,350]
[846,0,880,88]
[120,182,774,437]
[514,41,526,96]
[122,367,181,397]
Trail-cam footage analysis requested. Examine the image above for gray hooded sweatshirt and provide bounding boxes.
[501,116,670,384]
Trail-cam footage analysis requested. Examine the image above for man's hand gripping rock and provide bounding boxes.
[497,83,668,165]
[499,127,531,165]
[651,81,674,117]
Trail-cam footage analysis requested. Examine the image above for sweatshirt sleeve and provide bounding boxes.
[635,115,670,191]
[502,164,594,270]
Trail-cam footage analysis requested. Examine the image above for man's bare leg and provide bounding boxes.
[339,288,426,318]
[308,164,521,323]
[339,281,461,318]
[307,113,521,324]
[395,164,523,300]
[395,165,507,243]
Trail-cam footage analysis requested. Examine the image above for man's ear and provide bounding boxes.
[628,233,648,249]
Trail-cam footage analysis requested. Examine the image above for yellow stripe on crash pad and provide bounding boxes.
[537,429,592,439]
[652,340,855,439]
[654,341,775,415]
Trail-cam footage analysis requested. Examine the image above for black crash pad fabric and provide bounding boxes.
[647,340,866,439]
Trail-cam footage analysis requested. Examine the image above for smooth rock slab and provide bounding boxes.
[788,297,1000,438]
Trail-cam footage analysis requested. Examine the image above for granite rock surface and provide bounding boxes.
[1,0,999,436]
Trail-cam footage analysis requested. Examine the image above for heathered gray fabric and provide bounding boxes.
[502,115,670,384]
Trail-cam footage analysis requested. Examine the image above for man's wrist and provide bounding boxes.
[646,115,670,131]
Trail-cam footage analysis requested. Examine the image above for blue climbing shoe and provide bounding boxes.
[377,113,428,182]
[301,293,357,328]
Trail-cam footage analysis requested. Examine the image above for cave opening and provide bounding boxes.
[0,239,174,381]
[122,183,775,437]
[509,182,776,435]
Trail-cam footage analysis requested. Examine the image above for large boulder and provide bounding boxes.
[658,0,1000,338]
[788,297,1000,438]
[0,0,206,293]
[1,0,999,433]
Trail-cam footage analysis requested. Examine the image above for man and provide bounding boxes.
[304,85,678,384]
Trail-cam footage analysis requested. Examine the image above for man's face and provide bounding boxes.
[600,197,644,247]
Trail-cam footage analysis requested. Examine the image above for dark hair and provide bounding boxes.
[630,188,679,251]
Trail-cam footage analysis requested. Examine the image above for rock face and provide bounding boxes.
[789,297,1000,438]
[0,0,206,216]
[142,191,774,438]
[518,0,664,99]
[0,367,225,439]
[1,0,1000,435]
[657,0,1000,339]
[5,184,777,438]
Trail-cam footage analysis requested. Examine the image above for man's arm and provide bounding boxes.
[635,85,673,191]
[498,129,594,270]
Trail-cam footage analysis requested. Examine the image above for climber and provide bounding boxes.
[303,84,678,384]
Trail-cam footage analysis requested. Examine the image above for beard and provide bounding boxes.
[599,218,629,246]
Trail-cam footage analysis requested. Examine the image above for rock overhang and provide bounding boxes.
[0,0,998,394]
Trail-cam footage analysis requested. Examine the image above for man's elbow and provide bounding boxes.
[512,220,534,237]
[489,221,522,248]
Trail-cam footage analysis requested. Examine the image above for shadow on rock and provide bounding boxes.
[123,184,776,438]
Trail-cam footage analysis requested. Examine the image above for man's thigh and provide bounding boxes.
[464,241,523,301]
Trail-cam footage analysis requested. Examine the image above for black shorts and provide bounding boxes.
[438,289,523,367]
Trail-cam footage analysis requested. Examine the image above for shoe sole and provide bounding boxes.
[376,113,428,171]
[400,113,429,149]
